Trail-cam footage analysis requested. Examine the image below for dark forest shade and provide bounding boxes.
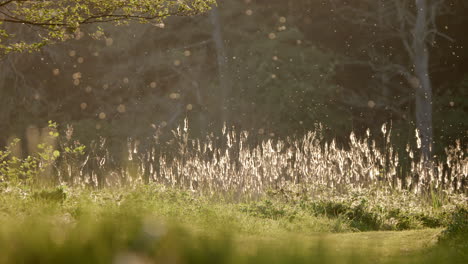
[0,0,466,158]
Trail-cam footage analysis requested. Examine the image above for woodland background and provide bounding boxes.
[0,0,466,160]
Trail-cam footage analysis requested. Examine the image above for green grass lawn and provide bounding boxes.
[0,184,466,264]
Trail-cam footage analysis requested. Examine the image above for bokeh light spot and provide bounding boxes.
[117,104,126,113]
[169,93,180,99]
[105,38,114,46]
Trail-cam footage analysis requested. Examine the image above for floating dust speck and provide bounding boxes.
[155,23,165,28]
[258,128,264,135]
[271,74,277,79]
[94,30,104,39]
[105,37,114,46]
[80,102,87,110]
[278,26,286,31]
[85,86,92,93]
[184,50,191,57]
[245,9,253,16]
[52,68,60,76]
[272,56,278,61]
[98,112,106,120]
[368,100,376,108]
[409,76,420,88]
[74,29,84,40]
[95,123,102,130]
[279,16,287,23]
[77,57,84,63]
[34,93,40,100]
[73,79,80,86]
[296,40,302,45]
[123,77,129,84]
[76,32,85,40]
[68,50,76,57]
[72,72,82,80]
[186,104,193,111]
[117,104,126,113]
[169,93,180,99]
[173,60,181,66]
[93,52,99,57]
[102,84,109,90]
[269,133,275,137]
[449,101,455,107]
[161,121,167,127]
[268,33,277,40]
[150,82,157,88]
[299,121,303,125]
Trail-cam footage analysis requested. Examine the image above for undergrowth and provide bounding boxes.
[0,121,467,263]
[0,184,467,263]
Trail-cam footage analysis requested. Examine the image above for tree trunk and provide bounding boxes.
[412,0,433,161]
[209,6,230,124]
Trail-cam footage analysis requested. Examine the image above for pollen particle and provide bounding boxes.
[117,104,126,113]
[105,38,114,46]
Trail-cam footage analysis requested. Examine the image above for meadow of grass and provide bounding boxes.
[0,123,466,263]
[0,183,466,264]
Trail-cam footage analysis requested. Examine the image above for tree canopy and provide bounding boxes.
[0,0,215,55]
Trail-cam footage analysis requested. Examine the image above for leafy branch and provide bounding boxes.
[0,0,215,54]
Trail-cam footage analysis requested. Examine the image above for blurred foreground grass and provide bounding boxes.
[0,184,466,264]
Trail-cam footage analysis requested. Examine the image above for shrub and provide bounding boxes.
[438,206,468,256]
